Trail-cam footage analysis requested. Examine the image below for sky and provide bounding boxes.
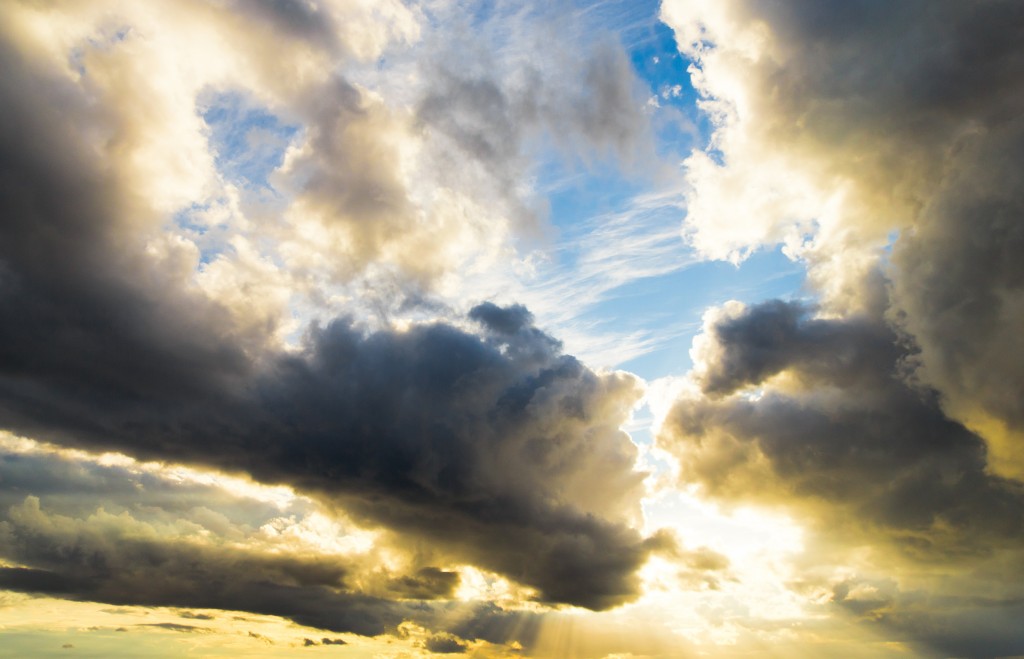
[1,1,1023,657]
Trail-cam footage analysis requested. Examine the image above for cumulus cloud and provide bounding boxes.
[417,34,652,174]
[661,0,1024,479]
[0,0,671,617]
[0,303,656,608]
[656,2,1024,652]
[663,298,1024,551]
[659,296,1024,654]
[0,298,656,612]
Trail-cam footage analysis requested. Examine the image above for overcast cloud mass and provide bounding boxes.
[1,1,1022,657]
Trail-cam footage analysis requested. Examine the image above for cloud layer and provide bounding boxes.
[2,0,1023,656]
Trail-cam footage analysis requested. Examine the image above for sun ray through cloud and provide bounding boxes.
[1,0,1022,656]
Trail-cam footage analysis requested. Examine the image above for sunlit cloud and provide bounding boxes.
[1,0,1022,657]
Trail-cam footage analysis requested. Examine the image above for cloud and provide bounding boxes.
[655,4,1024,652]
[0,439,603,650]
[646,0,1024,620]
[137,623,211,634]
[0,1,668,613]
[0,514,416,639]
[425,632,469,654]
[0,307,655,609]
[663,298,1024,553]
[302,637,347,647]
[414,5,654,175]
[661,0,1024,480]
[179,612,215,621]
[387,568,461,601]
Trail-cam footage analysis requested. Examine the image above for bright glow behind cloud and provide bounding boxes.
[1,1,1022,657]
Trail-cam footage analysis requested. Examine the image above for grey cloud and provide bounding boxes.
[0,20,660,612]
[0,506,409,637]
[179,612,215,621]
[662,4,1024,650]
[414,14,655,232]
[425,632,468,654]
[573,40,653,159]
[673,0,1024,476]
[699,298,898,396]
[277,76,421,278]
[386,567,460,601]
[0,497,348,592]
[662,298,1024,555]
[891,121,1024,438]
[0,448,303,528]
[236,0,338,52]
[662,294,1024,654]
[301,637,347,646]
[418,38,649,166]
[137,623,210,633]
[799,573,1024,659]
[0,505,542,646]
[468,301,534,336]
[663,544,732,591]
[447,603,542,651]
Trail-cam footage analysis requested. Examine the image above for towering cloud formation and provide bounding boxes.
[659,1,1024,654]
[661,0,1024,477]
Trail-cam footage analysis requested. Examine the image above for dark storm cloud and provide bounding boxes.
[663,298,1024,555]
[244,317,655,609]
[0,29,657,612]
[0,39,258,444]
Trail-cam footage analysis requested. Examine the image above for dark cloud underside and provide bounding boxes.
[0,26,659,612]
